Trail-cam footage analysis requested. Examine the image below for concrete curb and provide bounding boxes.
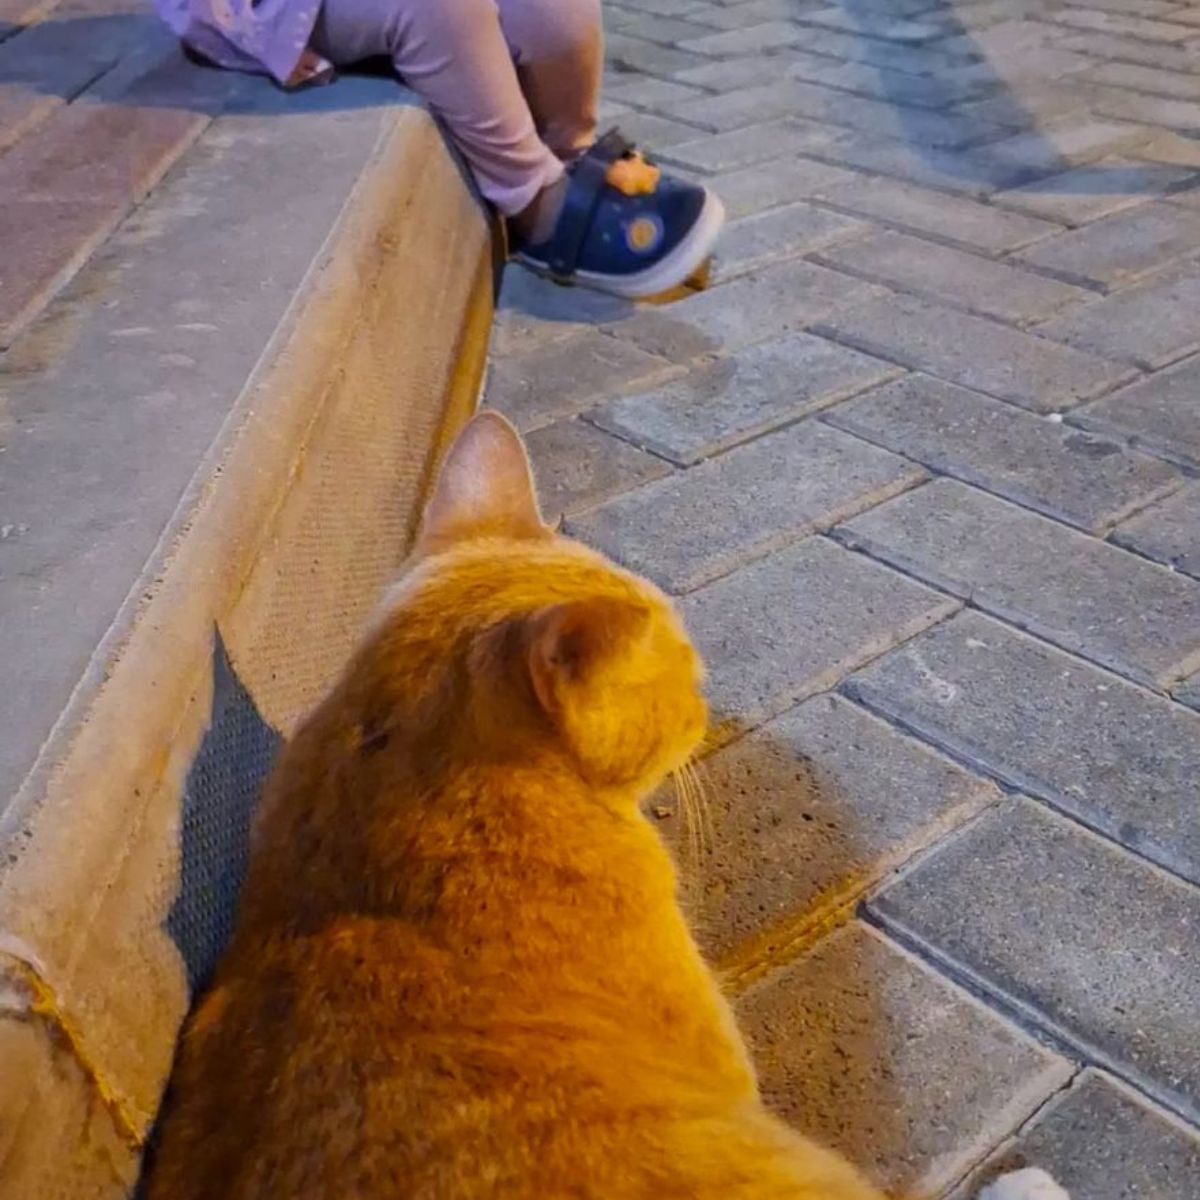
[0,99,493,1195]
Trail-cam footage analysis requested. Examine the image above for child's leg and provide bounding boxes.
[310,0,565,218]
[494,0,602,162]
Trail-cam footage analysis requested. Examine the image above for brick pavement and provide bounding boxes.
[488,1,1200,1193]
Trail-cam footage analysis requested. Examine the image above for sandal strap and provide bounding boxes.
[543,127,643,279]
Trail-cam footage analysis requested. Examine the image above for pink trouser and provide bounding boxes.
[311,0,602,215]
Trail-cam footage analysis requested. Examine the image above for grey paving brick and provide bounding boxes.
[1014,201,1200,290]
[605,32,708,76]
[662,694,995,962]
[838,477,1200,687]
[951,82,1091,133]
[737,922,1072,1195]
[945,44,1097,91]
[605,259,881,369]
[605,11,717,44]
[1111,484,1200,579]
[1036,262,1200,369]
[595,330,900,464]
[485,329,675,432]
[953,1071,1200,1200]
[972,118,1153,186]
[670,77,1005,147]
[1072,353,1200,469]
[845,610,1200,882]
[1084,58,1200,101]
[608,109,707,150]
[712,200,867,281]
[1087,85,1200,134]
[678,20,807,56]
[657,118,840,173]
[672,55,780,93]
[992,156,1196,227]
[601,75,703,109]
[682,536,958,729]
[570,421,922,593]
[805,133,1029,198]
[1058,30,1200,70]
[707,157,861,220]
[524,419,671,521]
[815,175,1060,254]
[870,798,1200,1122]
[1042,7,1196,41]
[824,374,1182,533]
[491,267,631,357]
[814,229,1087,325]
[786,55,990,109]
[816,293,1134,413]
[1175,673,1200,711]
[798,27,973,73]
[796,7,953,43]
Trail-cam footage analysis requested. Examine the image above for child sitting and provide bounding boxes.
[155,0,724,297]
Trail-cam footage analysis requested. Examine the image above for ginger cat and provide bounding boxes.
[143,411,885,1200]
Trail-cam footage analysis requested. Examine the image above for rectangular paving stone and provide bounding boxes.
[1036,262,1200,369]
[524,419,671,521]
[707,156,861,220]
[1058,30,1200,70]
[1174,672,1200,711]
[606,109,706,150]
[870,798,1200,1122]
[682,535,958,730]
[845,610,1200,882]
[484,329,676,431]
[824,374,1182,533]
[670,76,1004,147]
[606,259,882,369]
[605,32,707,76]
[671,54,781,93]
[838,477,1200,687]
[1014,201,1200,290]
[814,229,1088,325]
[678,20,807,56]
[787,55,990,109]
[663,693,996,963]
[815,293,1134,413]
[569,421,923,593]
[971,118,1153,187]
[796,7,953,42]
[490,265,630,358]
[737,922,1071,1195]
[657,117,839,173]
[605,11,717,44]
[798,27,973,73]
[1087,85,1200,134]
[952,1071,1200,1200]
[595,329,900,464]
[805,133,1028,198]
[600,75,703,109]
[712,200,867,282]
[1072,352,1200,469]
[1042,7,1196,41]
[1085,58,1200,101]
[992,155,1196,227]
[1111,483,1200,578]
[815,175,1061,254]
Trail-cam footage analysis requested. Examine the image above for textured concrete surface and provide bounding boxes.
[871,799,1200,1122]
[1,8,493,1195]
[488,0,1200,1189]
[738,922,1071,1196]
[952,1071,1200,1200]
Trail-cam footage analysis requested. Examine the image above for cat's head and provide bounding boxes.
[375,411,707,798]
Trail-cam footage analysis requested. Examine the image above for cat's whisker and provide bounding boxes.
[672,768,702,877]
[681,758,714,861]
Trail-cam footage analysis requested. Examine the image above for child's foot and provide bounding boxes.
[512,129,724,300]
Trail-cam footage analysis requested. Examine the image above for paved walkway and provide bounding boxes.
[488,2,1200,1195]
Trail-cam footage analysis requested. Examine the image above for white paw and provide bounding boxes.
[978,1167,1070,1200]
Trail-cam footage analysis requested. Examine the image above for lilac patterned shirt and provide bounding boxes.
[155,0,332,87]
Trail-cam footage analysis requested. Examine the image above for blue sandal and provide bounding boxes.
[515,130,725,299]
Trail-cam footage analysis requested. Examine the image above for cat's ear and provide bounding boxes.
[526,596,651,717]
[416,411,546,552]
